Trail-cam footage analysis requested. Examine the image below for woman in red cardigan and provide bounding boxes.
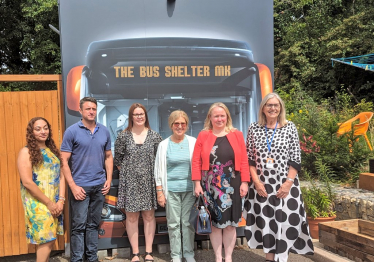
[192,102,250,262]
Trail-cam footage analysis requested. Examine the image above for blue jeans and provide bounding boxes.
[69,183,104,262]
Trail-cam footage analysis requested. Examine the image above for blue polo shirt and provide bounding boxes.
[61,121,111,187]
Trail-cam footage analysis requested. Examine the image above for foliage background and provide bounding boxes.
[282,88,373,182]
[274,0,374,102]
[0,0,60,91]
[273,0,374,181]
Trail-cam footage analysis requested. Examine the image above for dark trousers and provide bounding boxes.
[69,183,104,262]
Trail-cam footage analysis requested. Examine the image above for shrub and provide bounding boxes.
[280,88,373,182]
[301,159,336,219]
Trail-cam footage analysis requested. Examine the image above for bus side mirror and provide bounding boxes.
[66,65,85,115]
[255,63,273,98]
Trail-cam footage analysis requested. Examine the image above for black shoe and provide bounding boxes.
[131,253,140,262]
[145,252,154,262]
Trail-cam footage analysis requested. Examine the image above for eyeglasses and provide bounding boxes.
[133,113,145,118]
[173,122,187,127]
[265,103,280,109]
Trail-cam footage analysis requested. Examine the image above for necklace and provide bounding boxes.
[171,135,184,149]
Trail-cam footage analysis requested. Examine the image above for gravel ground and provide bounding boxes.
[0,245,314,262]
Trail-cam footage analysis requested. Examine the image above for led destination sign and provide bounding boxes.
[113,65,231,78]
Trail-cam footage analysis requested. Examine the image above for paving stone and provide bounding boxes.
[97,249,108,260]
[139,246,146,254]
[236,238,242,246]
[201,240,211,250]
[157,244,170,254]
[112,247,131,258]
[338,250,346,257]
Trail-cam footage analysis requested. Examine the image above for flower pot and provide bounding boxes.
[307,216,336,239]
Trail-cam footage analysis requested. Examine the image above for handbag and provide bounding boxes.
[189,195,212,235]
[188,195,202,232]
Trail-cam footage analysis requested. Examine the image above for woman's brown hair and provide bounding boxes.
[26,117,62,168]
[125,103,151,131]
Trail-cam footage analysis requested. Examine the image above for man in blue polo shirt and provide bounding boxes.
[61,97,113,262]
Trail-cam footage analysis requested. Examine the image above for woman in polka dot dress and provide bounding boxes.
[245,93,314,262]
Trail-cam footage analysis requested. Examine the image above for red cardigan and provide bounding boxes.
[191,130,250,182]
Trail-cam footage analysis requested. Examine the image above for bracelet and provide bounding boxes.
[59,196,66,201]
[58,199,65,204]
[156,189,163,192]
[157,194,163,198]
[286,177,294,183]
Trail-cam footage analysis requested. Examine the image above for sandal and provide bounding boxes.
[145,252,154,262]
[131,253,140,262]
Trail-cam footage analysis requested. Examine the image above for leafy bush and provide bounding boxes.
[280,89,373,182]
[301,159,336,219]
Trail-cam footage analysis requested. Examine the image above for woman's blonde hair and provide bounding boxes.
[203,102,235,132]
[258,92,287,126]
[168,110,189,130]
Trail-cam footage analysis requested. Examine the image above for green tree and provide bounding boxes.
[0,0,60,91]
[0,0,31,74]
[274,0,374,101]
[22,0,61,74]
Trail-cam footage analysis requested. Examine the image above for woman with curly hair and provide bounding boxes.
[18,117,65,262]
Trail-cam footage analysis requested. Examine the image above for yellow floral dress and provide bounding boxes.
[20,148,63,244]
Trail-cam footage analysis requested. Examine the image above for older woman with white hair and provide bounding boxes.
[155,110,197,262]
[245,92,314,262]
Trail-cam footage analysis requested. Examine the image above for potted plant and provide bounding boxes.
[301,159,336,239]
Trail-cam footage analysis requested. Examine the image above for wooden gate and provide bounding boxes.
[0,75,67,257]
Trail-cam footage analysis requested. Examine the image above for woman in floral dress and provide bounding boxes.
[18,117,64,262]
[114,103,162,262]
[192,102,250,262]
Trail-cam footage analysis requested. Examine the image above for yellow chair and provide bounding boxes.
[337,112,373,150]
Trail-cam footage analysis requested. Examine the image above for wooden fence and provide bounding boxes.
[0,75,68,257]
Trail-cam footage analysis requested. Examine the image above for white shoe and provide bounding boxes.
[185,257,196,262]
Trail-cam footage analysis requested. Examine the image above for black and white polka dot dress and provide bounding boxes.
[244,121,314,262]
